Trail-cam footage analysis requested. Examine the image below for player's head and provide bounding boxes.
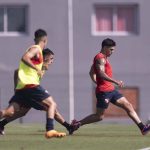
[34,29,48,48]
[101,38,116,57]
[43,48,54,65]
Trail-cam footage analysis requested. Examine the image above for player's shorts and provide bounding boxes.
[9,85,50,110]
[96,89,123,109]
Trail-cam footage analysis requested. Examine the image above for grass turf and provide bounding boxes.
[0,123,150,150]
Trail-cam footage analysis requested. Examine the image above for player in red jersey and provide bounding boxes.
[70,38,150,135]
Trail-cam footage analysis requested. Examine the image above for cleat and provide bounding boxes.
[141,124,150,135]
[69,119,81,135]
[67,125,74,135]
[45,130,66,138]
[0,126,5,135]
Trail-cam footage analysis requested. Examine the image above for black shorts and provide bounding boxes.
[9,85,50,110]
[96,90,123,109]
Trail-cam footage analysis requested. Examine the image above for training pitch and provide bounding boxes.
[0,123,149,150]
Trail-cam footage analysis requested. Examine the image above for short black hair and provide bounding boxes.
[34,29,47,43]
[102,38,116,48]
[43,48,54,58]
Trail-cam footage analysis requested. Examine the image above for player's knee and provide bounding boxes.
[95,113,104,121]
[99,115,104,121]
[6,110,15,117]
[52,101,57,109]
[47,98,57,108]
[49,98,57,108]
[0,110,4,118]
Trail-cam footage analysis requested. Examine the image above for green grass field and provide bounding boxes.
[0,123,150,150]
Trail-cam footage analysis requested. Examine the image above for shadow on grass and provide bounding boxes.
[70,133,144,138]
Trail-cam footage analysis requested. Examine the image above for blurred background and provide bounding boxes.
[0,0,150,124]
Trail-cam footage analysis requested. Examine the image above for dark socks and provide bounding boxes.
[0,119,8,127]
[62,121,70,130]
[137,122,145,130]
[46,118,54,131]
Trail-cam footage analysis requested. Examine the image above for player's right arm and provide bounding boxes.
[89,65,97,84]
[95,58,124,87]
[21,47,43,77]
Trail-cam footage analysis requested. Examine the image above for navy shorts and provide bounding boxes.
[9,85,50,110]
[96,90,123,109]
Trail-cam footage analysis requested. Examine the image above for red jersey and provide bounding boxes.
[93,53,114,93]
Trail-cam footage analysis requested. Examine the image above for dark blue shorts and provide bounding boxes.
[96,90,123,109]
[9,85,50,110]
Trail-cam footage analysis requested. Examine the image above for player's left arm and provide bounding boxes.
[14,69,18,91]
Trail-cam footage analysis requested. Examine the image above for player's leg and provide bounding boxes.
[6,107,30,122]
[0,102,21,135]
[79,108,105,126]
[0,102,20,119]
[69,92,109,134]
[0,107,30,126]
[29,100,70,134]
[0,90,28,120]
[32,101,71,134]
[114,95,150,135]
[78,91,111,125]
[41,96,66,138]
[69,108,105,135]
[115,97,141,124]
[54,109,71,132]
[0,107,30,135]
[24,85,66,138]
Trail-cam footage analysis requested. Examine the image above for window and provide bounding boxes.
[0,5,28,36]
[92,4,138,36]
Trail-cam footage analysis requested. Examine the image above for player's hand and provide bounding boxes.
[37,69,44,78]
[116,80,124,88]
[42,63,49,71]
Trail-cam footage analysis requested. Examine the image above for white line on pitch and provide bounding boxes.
[138,147,150,150]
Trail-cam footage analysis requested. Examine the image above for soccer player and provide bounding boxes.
[70,38,150,135]
[0,48,71,136]
[0,29,67,138]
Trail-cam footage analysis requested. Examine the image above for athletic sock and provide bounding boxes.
[0,119,8,127]
[137,122,145,130]
[62,121,70,130]
[46,118,54,131]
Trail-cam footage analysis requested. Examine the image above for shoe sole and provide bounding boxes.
[45,132,66,138]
